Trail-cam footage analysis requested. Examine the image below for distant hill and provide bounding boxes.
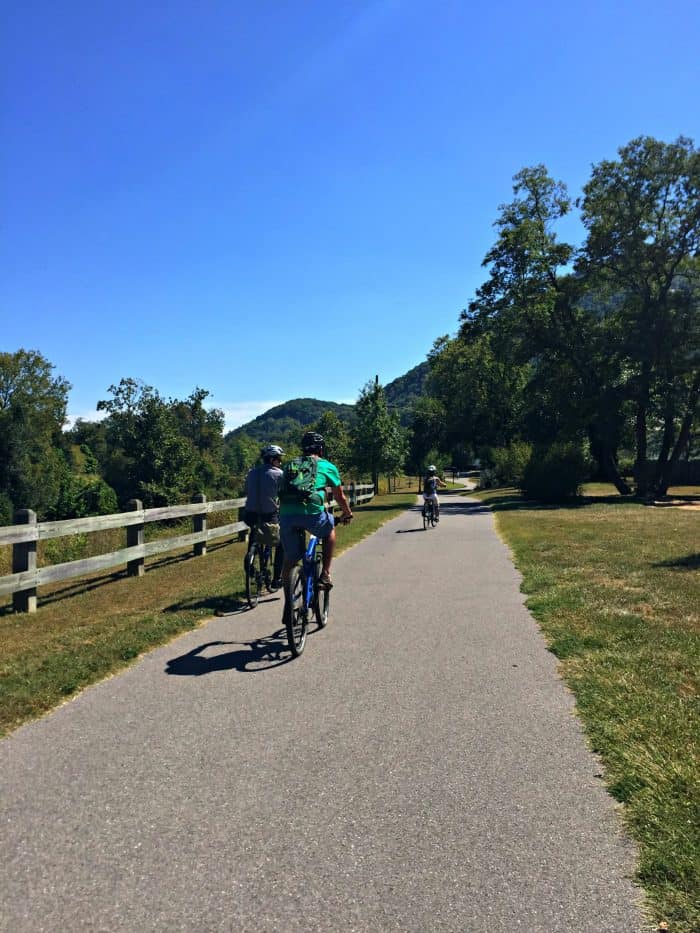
[227,361,430,443]
[384,361,429,425]
[227,398,356,444]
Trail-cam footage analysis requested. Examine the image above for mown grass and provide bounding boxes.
[474,483,699,932]
[0,482,417,737]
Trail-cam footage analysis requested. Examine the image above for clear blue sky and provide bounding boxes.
[3,0,699,430]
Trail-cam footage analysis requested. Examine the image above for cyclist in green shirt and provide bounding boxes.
[279,431,353,589]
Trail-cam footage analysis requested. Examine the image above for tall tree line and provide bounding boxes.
[0,355,409,523]
[419,135,700,498]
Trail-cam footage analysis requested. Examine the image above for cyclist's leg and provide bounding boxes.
[433,493,440,520]
[272,545,284,587]
[279,514,305,586]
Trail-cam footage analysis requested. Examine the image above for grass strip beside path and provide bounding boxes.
[474,485,699,933]
[0,488,417,737]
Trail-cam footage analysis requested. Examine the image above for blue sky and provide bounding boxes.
[3,0,699,430]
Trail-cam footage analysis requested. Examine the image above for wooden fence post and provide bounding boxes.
[12,509,37,613]
[193,493,207,556]
[126,499,145,577]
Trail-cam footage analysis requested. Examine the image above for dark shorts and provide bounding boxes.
[280,511,335,563]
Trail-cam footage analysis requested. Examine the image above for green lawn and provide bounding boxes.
[474,484,699,932]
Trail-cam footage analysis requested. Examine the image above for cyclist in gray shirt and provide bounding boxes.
[244,445,284,588]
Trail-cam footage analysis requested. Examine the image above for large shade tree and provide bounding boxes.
[578,135,700,496]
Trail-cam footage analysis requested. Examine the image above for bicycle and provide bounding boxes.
[422,497,437,530]
[283,513,347,657]
[244,530,274,609]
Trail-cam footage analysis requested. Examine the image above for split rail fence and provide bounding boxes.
[0,483,374,613]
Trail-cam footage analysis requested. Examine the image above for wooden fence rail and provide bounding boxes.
[0,483,374,613]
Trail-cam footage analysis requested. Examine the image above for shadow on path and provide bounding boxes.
[165,632,292,675]
[163,591,282,616]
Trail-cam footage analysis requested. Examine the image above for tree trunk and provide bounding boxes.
[633,365,651,497]
[654,371,700,497]
[651,382,677,498]
[602,448,631,495]
[588,427,631,495]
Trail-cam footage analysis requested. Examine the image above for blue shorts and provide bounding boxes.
[280,511,335,563]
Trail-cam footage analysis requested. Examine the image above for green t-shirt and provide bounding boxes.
[279,457,342,516]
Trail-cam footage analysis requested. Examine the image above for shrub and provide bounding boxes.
[491,442,532,487]
[521,443,589,502]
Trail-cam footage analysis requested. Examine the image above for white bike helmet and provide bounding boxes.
[261,444,284,461]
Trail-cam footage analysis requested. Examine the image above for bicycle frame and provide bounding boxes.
[301,534,319,611]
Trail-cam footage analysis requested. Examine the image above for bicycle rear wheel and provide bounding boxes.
[422,504,429,530]
[284,565,307,656]
[245,542,263,608]
[313,557,330,628]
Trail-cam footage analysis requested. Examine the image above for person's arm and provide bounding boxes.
[438,477,448,488]
[331,484,353,521]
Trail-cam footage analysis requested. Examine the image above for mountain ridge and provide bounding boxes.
[226,361,429,443]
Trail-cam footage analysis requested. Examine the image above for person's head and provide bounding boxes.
[261,444,284,465]
[301,431,324,456]
[427,465,437,474]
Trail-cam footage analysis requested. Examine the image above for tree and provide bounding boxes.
[313,410,352,475]
[0,349,72,520]
[97,379,199,506]
[407,395,447,475]
[353,378,405,491]
[578,136,700,496]
[462,165,633,492]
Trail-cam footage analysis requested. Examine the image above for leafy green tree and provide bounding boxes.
[353,378,406,491]
[223,433,260,494]
[0,349,72,520]
[578,136,700,496]
[462,165,632,492]
[407,395,447,475]
[97,379,198,507]
[313,410,352,475]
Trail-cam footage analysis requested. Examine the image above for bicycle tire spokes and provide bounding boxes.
[245,543,263,608]
[284,565,308,657]
[314,557,330,627]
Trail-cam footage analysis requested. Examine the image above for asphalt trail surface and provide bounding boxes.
[1,489,645,932]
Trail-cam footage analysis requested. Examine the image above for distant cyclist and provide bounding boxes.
[244,444,284,589]
[279,431,353,590]
[422,465,447,522]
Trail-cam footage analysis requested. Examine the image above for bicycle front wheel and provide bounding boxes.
[313,558,330,628]
[284,565,307,657]
[422,505,429,530]
[245,542,263,609]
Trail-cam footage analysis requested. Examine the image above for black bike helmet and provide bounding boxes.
[301,431,324,454]
[261,444,284,462]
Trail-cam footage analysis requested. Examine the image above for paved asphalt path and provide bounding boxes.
[1,489,646,932]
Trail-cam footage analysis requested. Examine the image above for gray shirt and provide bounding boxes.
[244,464,283,514]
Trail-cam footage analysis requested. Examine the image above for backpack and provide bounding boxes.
[279,456,321,506]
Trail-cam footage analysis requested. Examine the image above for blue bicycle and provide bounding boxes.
[283,529,330,657]
[283,509,351,657]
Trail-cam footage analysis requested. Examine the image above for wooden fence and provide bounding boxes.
[0,483,374,614]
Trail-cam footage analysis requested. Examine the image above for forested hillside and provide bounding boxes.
[226,398,356,443]
[384,362,429,425]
